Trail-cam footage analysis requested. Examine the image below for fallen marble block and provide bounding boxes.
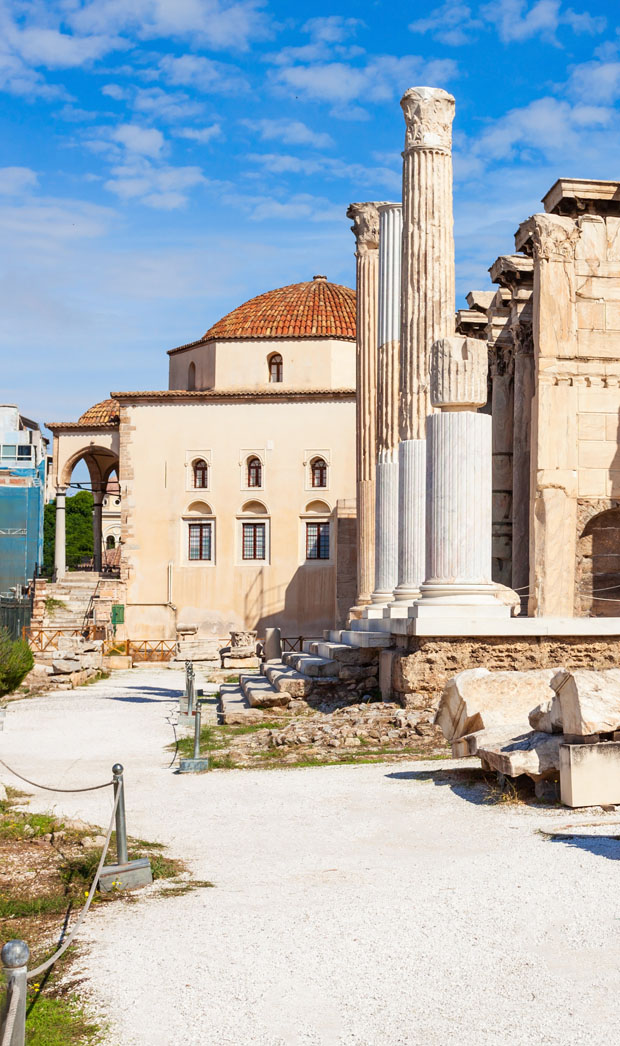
[477,730,561,779]
[435,667,558,741]
[451,723,530,758]
[529,694,563,734]
[549,669,620,738]
[560,742,620,807]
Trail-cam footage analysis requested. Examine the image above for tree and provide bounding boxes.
[43,491,94,575]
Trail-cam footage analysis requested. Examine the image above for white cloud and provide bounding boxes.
[301,16,363,44]
[268,54,459,117]
[68,0,270,52]
[158,53,249,93]
[567,58,620,104]
[247,118,334,149]
[480,0,605,44]
[9,26,124,69]
[410,3,482,46]
[247,152,400,191]
[410,0,605,46]
[0,166,38,194]
[470,95,612,163]
[104,157,205,208]
[111,123,165,157]
[225,190,343,223]
[173,125,222,143]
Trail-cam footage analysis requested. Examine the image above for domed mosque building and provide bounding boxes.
[47,276,358,641]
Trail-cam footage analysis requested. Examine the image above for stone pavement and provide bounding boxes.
[1,667,620,1046]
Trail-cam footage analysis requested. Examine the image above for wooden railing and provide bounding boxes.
[24,626,93,652]
[127,640,176,663]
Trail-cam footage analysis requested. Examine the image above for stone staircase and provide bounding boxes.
[41,574,102,632]
[218,631,383,723]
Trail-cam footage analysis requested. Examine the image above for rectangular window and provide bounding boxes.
[243,522,265,560]
[306,522,329,560]
[188,522,212,561]
[1,445,16,460]
[17,445,32,460]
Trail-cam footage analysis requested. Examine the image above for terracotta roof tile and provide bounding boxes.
[77,399,120,426]
[200,275,355,342]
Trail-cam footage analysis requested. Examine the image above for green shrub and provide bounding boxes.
[0,628,34,695]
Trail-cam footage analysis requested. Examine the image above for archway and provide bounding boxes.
[576,506,620,616]
[53,443,120,577]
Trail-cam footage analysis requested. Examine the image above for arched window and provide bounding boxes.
[247,457,262,488]
[268,353,283,383]
[106,535,116,549]
[311,457,327,488]
[188,362,196,391]
[193,459,208,489]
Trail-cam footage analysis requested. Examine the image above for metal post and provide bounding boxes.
[193,702,201,760]
[112,763,128,866]
[1,939,29,1046]
[188,661,194,716]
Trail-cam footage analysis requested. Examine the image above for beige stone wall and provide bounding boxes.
[168,336,355,391]
[517,211,620,615]
[119,395,356,639]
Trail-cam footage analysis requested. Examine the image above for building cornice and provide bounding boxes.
[109,388,356,403]
[167,334,356,356]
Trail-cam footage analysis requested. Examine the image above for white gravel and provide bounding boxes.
[2,667,620,1046]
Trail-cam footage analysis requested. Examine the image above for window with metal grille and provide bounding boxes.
[306,522,329,560]
[310,457,327,487]
[247,457,262,487]
[242,522,265,560]
[269,354,283,382]
[193,459,208,488]
[188,522,212,561]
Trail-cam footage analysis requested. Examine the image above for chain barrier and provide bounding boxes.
[0,760,113,793]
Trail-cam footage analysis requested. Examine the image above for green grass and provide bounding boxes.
[0,811,60,841]
[25,994,103,1046]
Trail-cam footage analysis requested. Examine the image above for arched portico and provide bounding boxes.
[47,400,120,578]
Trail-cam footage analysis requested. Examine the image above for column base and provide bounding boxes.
[389,584,421,607]
[417,582,503,607]
[370,589,395,607]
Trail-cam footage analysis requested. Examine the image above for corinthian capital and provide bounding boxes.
[516,213,579,263]
[401,86,455,153]
[347,201,385,254]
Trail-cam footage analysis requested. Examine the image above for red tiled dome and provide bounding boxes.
[78,398,120,426]
[202,275,356,341]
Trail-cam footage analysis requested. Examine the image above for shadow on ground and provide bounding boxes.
[385,766,559,809]
[104,686,183,703]
[548,834,620,861]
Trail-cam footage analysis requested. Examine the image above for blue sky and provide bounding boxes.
[1,0,618,425]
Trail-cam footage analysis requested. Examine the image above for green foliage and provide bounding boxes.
[25,995,103,1046]
[43,491,94,575]
[44,597,66,614]
[0,628,34,695]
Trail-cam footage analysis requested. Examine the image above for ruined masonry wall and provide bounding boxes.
[391,635,620,712]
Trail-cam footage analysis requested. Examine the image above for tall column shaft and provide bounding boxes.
[54,489,66,579]
[93,491,103,573]
[372,203,402,604]
[424,411,492,591]
[512,333,534,592]
[347,202,384,607]
[394,87,456,604]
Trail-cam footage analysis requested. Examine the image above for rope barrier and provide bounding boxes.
[0,760,113,793]
[27,789,120,981]
[1,983,18,1046]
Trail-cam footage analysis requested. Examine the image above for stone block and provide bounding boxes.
[577,298,605,331]
[552,668,620,736]
[578,413,606,440]
[435,667,557,741]
[52,658,79,675]
[478,731,561,778]
[104,655,132,670]
[560,742,620,807]
[529,694,563,733]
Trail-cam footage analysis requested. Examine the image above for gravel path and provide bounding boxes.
[2,668,620,1046]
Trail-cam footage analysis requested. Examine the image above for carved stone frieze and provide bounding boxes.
[400,86,455,153]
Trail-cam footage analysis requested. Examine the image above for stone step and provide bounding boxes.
[327,630,343,643]
[240,674,291,708]
[282,652,339,677]
[305,640,379,665]
[349,616,393,634]
[339,630,393,649]
[219,684,263,725]
[262,663,315,699]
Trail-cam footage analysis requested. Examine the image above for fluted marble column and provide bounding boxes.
[54,488,66,580]
[347,201,384,607]
[372,203,402,604]
[393,86,456,604]
[419,336,501,606]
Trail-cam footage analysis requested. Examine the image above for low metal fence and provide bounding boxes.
[0,762,150,1046]
[0,597,31,642]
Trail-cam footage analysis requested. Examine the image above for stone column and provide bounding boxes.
[54,488,66,580]
[347,201,383,608]
[393,87,456,605]
[93,489,103,573]
[418,336,505,609]
[372,203,402,604]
